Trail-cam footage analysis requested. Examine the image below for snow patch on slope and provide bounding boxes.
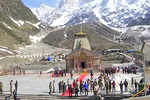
[2,22,12,30]
[9,17,40,29]
[0,48,14,54]
[29,35,44,44]
[26,21,40,29]
[51,12,74,27]
[10,17,24,27]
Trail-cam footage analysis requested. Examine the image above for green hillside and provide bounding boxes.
[0,0,39,49]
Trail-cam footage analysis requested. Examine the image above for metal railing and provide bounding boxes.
[130,83,150,99]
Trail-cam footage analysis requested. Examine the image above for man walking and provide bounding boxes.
[105,80,109,94]
[90,70,93,80]
[49,81,52,95]
[80,81,84,94]
[84,82,88,96]
[70,71,73,79]
[68,84,73,97]
[109,80,112,92]
[58,81,61,93]
[119,81,123,94]
[112,80,116,92]
[13,89,17,100]
[63,82,66,93]
[0,82,3,94]
[52,80,55,93]
[15,80,18,94]
[10,80,13,96]
[134,80,138,92]
[75,82,79,97]
[124,79,128,92]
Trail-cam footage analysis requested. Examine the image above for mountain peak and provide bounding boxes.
[32,0,150,28]
[32,4,54,21]
[58,0,79,10]
[40,3,54,10]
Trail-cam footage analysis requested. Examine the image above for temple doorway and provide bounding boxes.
[81,62,86,69]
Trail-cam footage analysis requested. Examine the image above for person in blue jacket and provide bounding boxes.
[84,81,88,96]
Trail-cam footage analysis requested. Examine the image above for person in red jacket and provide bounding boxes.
[112,80,116,92]
[70,71,73,79]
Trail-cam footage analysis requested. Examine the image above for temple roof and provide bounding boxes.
[73,27,91,50]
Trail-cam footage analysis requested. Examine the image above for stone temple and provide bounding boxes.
[65,27,102,72]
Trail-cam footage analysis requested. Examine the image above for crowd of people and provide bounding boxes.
[104,66,137,75]
[48,77,99,96]
[0,65,145,99]
[47,68,144,97]
[51,70,67,77]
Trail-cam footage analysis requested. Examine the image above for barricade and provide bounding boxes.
[130,83,150,99]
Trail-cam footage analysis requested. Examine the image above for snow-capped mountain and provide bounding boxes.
[58,0,79,10]
[32,0,150,28]
[126,25,150,40]
[32,4,55,24]
[122,25,150,46]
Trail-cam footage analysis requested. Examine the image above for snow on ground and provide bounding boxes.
[0,48,14,54]
[16,28,70,61]
[29,35,46,44]
[10,17,24,27]
[0,57,6,60]
[9,17,40,29]
[2,22,12,30]
[0,46,8,49]
[26,21,40,29]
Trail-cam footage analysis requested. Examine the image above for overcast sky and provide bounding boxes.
[22,0,60,8]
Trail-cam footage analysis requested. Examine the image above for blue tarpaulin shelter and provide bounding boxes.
[126,49,136,53]
[48,57,53,61]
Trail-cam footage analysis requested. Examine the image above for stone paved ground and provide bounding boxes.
[0,94,101,100]
[0,71,143,96]
[0,73,98,95]
[0,73,101,100]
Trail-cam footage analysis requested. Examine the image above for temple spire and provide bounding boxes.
[73,24,91,50]
[75,24,86,36]
[80,24,83,34]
